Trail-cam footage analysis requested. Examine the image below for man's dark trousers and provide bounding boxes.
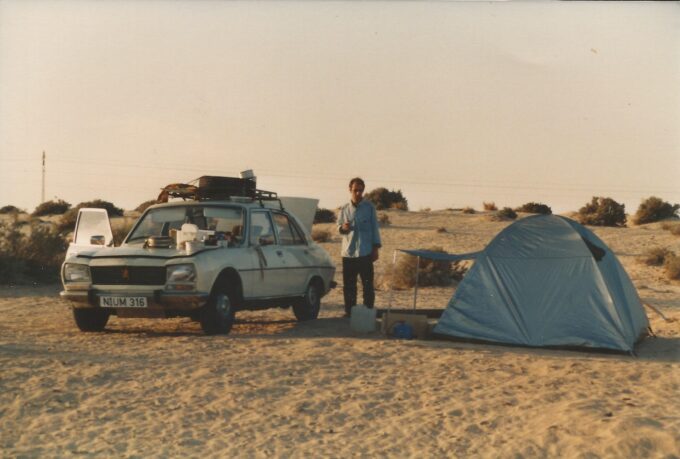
[342,255,375,315]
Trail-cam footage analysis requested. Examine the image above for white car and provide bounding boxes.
[60,191,336,335]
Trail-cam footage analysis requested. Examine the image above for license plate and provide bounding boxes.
[100,296,148,308]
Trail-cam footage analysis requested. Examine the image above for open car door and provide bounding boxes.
[66,208,114,257]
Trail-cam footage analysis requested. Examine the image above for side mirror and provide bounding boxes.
[90,235,106,246]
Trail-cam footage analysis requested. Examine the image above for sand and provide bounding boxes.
[1,210,679,458]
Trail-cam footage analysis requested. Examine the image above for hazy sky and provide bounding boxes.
[1,1,678,214]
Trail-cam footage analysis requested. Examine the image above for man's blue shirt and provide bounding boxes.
[337,200,382,258]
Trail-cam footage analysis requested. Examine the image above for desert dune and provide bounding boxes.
[1,210,678,457]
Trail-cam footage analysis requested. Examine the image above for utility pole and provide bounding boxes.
[42,151,45,203]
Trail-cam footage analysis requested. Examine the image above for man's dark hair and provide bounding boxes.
[349,177,365,189]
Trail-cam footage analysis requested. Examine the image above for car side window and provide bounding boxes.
[273,213,295,245]
[289,218,306,244]
[249,211,276,246]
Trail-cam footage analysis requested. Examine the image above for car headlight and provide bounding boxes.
[64,263,91,283]
[166,264,196,284]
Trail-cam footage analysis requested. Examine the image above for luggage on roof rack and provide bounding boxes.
[158,174,278,203]
[197,176,256,200]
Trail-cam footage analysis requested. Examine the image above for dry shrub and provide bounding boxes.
[135,199,158,213]
[462,207,476,214]
[311,228,332,243]
[0,205,23,214]
[515,202,552,215]
[638,247,672,266]
[112,220,135,246]
[57,199,125,234]
[577,197,626,227]
[660,221,680,236]
[436,227,447,233]
[314,208,337,224]
[420,207,431,212]
[632,196,679,225]
[378,213,391,226]
[383,246,467,289]
[365,188,409,211]
[665,254,680,281]
[483,202,497,211]
[494,207,517,221]
[32,199,71,217]
[0,218,66,283]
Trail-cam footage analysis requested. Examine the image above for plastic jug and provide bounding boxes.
[177,223,199,246]
[350,304,377,333]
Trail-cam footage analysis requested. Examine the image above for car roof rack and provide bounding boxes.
[157,175,283,210]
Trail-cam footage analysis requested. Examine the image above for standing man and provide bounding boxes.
[338,177,382,317]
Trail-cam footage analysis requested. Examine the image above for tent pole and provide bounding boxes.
[413,256,420,310]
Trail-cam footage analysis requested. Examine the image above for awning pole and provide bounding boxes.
[413,256,420,310]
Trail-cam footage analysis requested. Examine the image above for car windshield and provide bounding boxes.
[127,205,245,245]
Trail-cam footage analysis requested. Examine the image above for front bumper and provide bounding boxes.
[60,289,210,311]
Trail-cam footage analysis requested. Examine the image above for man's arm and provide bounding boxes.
[338,205,350,234]
[371,204,381,261]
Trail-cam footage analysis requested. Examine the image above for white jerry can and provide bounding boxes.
[350,304,377,333]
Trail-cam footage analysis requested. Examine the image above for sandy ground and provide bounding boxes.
[1,210,679,458]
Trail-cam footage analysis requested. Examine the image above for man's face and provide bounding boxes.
[350,183,364,203]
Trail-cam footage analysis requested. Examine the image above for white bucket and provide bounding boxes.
[350,304,377,333]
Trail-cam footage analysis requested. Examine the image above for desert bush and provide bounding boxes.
[57,199,125,234]
[515,202,552,215]
[311,228,332,243]
[483,202,497,211]
[314,208,337,224]
[665,254,680,281]
[638,247,672,266]
[75,199,124,217]
[365,187,409,211]
[57,208,79,234]
[670,225,680,236]
[384,246,467,289]
[32,199,71,216]
[632,196,680,225]
[436,227,447,233]
[135,199,158,213]
[378,212,391,226]
[0,205,23,214]
[462,207,475,214]
[496,207,517,220]
[0,219,66,283]
[112,221,135,246]
[577,197,626,227]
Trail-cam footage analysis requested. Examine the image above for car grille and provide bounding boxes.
[91,266,166,285]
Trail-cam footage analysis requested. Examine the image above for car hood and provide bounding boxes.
[71,245,217,260]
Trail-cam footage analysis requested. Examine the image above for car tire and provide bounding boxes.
[73,308,110,332]
[200,285,236,335]
[293,280,321,321]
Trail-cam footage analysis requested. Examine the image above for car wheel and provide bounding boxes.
[73,308,110,332]
[200,286,235,335]
[293,280,321,321]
